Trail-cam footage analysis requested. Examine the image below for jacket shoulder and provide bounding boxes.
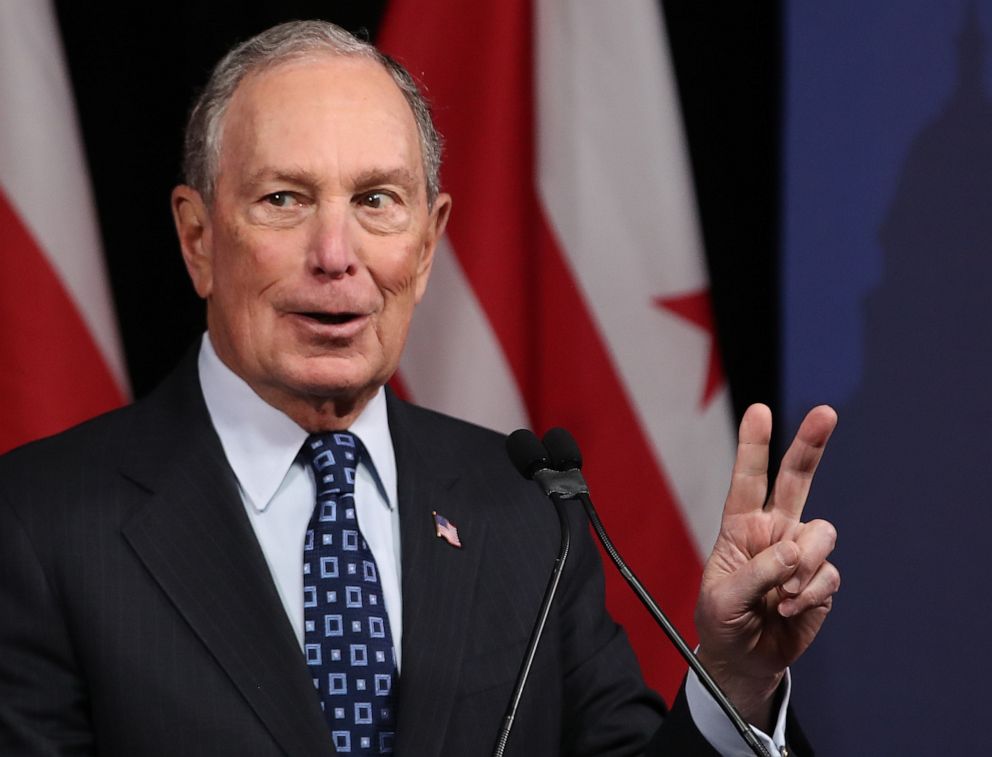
[0,402,142,481]
[0,351,205,508]
[385,393,527,482]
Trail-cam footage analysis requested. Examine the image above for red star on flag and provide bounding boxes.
[653,290,725,409]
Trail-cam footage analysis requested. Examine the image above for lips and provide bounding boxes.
[299,311,361,325]
[287,308,373,339]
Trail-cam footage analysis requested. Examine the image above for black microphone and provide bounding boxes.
[535,427,772,757]
[491,430,572,757]
[505,428,551,479]
[542,426,582,470]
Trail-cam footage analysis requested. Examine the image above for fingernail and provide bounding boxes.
[783,576,801,594]
[779,600,795,618]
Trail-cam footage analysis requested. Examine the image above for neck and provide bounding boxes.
[252,382,378,433]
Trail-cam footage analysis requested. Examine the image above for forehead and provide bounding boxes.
[218,54,424,185]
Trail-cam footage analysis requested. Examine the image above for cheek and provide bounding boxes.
[376,242,428,300]
[210,238,252,301]
[214,225,290,296]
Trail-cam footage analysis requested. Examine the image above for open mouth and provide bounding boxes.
[299,312,361,325]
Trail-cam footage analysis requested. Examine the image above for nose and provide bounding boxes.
[308,204,360,279]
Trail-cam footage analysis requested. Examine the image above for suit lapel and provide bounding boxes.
[388,396,489,756]
[118,356,333,757]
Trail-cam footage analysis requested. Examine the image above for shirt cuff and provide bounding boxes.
[684,666,790,756]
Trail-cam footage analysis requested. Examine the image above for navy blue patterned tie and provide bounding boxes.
[301,432,397,754]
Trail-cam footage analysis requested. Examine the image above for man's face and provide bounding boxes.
[173,55,450,425]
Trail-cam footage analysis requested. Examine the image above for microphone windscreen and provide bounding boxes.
[505,429,550,480]
[542,427,583,471]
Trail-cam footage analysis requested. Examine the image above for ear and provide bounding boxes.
[414,192,452,303]
[171,185,214,299]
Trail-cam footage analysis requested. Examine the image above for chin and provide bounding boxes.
[284,356,388,401]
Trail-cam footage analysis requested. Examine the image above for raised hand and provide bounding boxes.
[694,403,840,727]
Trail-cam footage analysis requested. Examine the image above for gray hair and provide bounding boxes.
[182,20,443,206]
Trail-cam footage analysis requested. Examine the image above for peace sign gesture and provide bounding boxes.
[694,404,840,728]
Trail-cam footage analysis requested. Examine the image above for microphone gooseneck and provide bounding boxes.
[492,431,572,757]
[535,427,772,757]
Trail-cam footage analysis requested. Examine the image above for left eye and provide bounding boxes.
[264,192,298,207]
[359,192,396,209]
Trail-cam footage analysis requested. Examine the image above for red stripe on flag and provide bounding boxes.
[528,213,703,697]
[380,2,702,696]
[382,3,539,391]
[0,189,125,453]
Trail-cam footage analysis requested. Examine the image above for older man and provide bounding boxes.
[0,20,838,756]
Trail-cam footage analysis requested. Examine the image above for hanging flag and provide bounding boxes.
[380,0,734,697]
[0,1,128,454]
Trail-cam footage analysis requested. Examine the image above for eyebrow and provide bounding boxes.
[350,167,421,192]
[245,166,323,189]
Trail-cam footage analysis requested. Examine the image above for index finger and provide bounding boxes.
[767,405,837,520]
[723,403,773,517]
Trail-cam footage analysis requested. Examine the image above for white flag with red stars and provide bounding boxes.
[380,0,734,696]
[0,1,128,454]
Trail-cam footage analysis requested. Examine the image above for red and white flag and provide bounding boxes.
[0,1,128,454]
[380,0,734,697]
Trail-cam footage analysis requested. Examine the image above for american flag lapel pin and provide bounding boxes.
[432,511,462,548]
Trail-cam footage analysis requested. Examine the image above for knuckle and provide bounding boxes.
[825,563,841,593]
[807,518,838,546]
[799,565,840,610]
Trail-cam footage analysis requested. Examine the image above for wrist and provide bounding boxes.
[695,647,784,730]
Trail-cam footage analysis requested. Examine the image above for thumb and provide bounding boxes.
[726,541,800,608]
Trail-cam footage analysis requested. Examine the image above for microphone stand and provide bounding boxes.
[573,490,771,757]
[491,492,571,757]
[531,427,771,757]
[502,427,771,757]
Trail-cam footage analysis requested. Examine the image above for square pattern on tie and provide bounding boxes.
[301,432,397,754]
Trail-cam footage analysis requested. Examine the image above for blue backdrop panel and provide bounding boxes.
[783,2,992,753]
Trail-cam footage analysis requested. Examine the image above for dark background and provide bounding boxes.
[53,1,782,432]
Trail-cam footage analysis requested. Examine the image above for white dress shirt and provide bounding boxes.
[196,333,788,754]
[197,334,403,669]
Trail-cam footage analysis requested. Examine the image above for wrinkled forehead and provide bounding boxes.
[217,54,425,185]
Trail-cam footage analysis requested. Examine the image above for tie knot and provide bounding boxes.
[301,432,361,491]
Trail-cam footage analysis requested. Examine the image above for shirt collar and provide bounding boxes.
[197,333,397,513]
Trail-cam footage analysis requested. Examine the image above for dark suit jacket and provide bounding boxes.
[0,353,804,756]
